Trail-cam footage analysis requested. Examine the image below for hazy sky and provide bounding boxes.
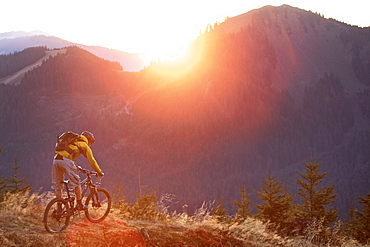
[1,0,369,59]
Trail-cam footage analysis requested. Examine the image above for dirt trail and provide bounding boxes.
[0,49,67,86]
[66,217,147,247]
[0,210,148,247]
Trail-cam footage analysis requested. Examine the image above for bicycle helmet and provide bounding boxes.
[81,131,95,145]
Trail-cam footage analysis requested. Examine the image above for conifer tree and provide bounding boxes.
[296,154,338,226]
[256,170,294,225]
[5,159,31,194]
[347,193,370,243]
[232,186,252,222]
[213,194,228,222]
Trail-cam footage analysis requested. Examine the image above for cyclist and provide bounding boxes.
[52,131,104,210]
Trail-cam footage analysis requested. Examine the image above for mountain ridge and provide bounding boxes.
[0,48,67,85]
[0,31,147,72]
[215,5,369,100]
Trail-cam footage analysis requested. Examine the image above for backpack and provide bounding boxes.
[55,131,80,154]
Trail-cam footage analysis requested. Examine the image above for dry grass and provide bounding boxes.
[0,191,367,246]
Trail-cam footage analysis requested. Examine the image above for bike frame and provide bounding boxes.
[81,171,102,207]
[81,173,97,198]
[62,168,100,213]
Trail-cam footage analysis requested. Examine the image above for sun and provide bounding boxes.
[143,42,190,64]
[98,1,227,63]
[142,42,194,76]
[142,36,208,80]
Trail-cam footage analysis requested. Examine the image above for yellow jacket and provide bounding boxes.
[55,135,102,174]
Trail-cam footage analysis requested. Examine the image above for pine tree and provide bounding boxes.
[213,194,228,223]
[347,193,370,243]
[256,170,294,225]
[296,154,338,226]
[232,186,252,222]
[5,159,31,194]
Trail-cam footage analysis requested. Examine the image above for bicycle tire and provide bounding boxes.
[44,198,71,233]
[85,188,111,223]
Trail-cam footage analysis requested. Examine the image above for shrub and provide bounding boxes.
[115,190,167,221]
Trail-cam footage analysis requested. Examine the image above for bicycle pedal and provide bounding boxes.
[75,204,88,211]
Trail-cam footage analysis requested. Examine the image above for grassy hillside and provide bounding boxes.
[0,190,365,247]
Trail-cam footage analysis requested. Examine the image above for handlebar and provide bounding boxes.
[77,166,101,176]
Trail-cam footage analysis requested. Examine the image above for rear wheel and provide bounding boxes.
[44,198,70,233]
[85,188,111,223]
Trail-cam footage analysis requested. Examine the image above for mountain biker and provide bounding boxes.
[52,131,104,210]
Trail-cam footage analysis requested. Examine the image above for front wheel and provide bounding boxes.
[44,198,70,233]
[85,188,111,223]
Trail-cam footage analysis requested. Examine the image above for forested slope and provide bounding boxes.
[0,5,369,218]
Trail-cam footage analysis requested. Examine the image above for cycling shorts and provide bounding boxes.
[51,156,80,190]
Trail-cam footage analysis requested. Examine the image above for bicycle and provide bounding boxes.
[44,166,111,233]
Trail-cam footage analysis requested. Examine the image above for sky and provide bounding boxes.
[1,0,369,60]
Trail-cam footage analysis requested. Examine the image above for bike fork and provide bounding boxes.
[92,190,101,207]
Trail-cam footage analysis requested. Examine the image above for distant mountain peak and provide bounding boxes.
[0,31,146,71]
[0,30,50,40]
[216,4,336,35]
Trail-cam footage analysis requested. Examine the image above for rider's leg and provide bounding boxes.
[75,185,87,210]
[55,189,63,198]
[75,185,82,200]
[52,160,64,198]
[55,188,63,212]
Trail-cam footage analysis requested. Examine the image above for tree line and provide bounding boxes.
[0,46,47,78]
[105,151,370,244]
[188,153,368,244]
[1,145,369,244]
